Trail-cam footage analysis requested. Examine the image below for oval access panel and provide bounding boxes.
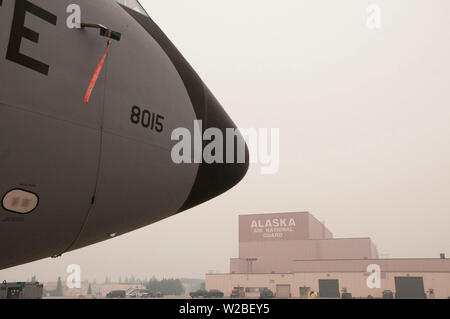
[2,189,39,214]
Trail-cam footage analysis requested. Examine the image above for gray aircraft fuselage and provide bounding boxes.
[0,0,248,270]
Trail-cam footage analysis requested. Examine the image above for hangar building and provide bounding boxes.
[206,212,450,298]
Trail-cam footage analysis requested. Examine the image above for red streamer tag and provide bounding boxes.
[84,40,111,103]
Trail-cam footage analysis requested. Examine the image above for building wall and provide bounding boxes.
[218,212,448,298]
[236,212,377,274]
[316,238,377,260]
[206,271,450,299]
[231,257,450,275]
[289,258,450,273]
[234,238,379,273]
[239,212,332,243]
[370,241,379,259]
[238,240,320,262]
[307,214,333,239]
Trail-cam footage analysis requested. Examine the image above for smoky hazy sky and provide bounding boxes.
[1,0,450,283]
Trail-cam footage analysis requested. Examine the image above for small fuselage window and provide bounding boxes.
[116,0,149,17]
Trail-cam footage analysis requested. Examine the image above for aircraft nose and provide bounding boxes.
[178,85,249,211]
[118,7,249,211]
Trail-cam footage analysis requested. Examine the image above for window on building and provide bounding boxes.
[116,0,149,16]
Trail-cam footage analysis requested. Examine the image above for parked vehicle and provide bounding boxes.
[260,288,274,299]
[141,292,153,298]
[231,288,241,299]
[207,290,224,298]
[382,290,394,299]
[342,292,353,299]
[106,290,126,299]
[190,289,208,298]
[341,288,352,299]
[141,291,163,298]
[127,289,151,298]
[152,291,164,298]
[0,281,43,299]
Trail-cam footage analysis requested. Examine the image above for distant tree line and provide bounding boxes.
[117,275,146,285]
[145,278,185,296]
[41,275,186,297]
[44,277,63,297]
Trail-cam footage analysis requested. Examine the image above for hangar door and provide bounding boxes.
[394,277,426,299]
[276,285,291,298]
[319,279,340,298]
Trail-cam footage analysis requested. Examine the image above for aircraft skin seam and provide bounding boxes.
[0,100,100,132]
[60,51,111,256]
[100,129,173,153]
[0,100,173,153]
